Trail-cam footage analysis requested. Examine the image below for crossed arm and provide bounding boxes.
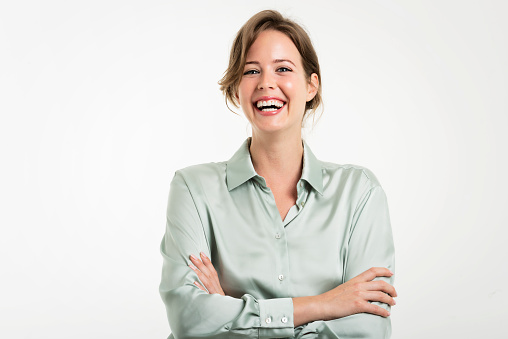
[160,172,396,338]
[190,252,396,328]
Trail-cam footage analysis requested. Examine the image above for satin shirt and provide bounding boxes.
[159,138,395,338]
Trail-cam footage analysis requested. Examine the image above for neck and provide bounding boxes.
[249,131,304,181]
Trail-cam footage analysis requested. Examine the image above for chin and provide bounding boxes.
[253,121,297,135]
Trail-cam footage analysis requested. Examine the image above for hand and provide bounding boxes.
[189,252,225,296]
[318,267,397,320]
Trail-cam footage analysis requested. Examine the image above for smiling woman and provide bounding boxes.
[219,11,322,125]
[236,30,319,138]
[160,9,396,339]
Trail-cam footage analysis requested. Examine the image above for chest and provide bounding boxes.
[204,181,355,299]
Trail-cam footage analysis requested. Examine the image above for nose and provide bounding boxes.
[257,71,276,90]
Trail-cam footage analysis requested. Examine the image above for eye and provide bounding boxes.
[243,69,259,75]
[277,67,292,72]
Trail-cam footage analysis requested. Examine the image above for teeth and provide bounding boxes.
[255,99,285,109]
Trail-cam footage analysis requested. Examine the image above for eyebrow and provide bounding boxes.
[245,59,296,67]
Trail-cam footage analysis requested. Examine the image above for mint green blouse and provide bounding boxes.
[159,138,395,339]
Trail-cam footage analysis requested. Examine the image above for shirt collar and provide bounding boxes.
[301,139,324,195]
[226,137,323,195]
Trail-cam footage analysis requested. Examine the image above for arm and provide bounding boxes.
[294,185,396,338]
[159,171,295,339]
[191,184,396,338]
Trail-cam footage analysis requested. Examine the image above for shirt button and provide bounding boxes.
[281,316,288,323]
[300,202,305,208]
[265,317,271,324]
[275,233,281,239]
[278,274,284,281]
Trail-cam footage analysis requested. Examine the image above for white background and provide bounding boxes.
[1,0,507,338]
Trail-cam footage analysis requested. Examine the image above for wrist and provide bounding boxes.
[292,295,322,327]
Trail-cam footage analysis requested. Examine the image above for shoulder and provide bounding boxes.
[171,161,227,189]
[319,160,382,191]
[176,161,226,177]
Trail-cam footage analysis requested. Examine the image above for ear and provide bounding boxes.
[306,73,319,102]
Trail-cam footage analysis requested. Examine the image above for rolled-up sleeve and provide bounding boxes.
[294,184,395,339]
[159,171,295,338]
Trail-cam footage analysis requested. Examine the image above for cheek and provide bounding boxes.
[237,81,252,104]
[280,79,294,92]
[280,77,307,101]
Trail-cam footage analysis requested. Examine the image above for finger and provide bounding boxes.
[200,252,218,277]
[189,254,225,296]
[199,252,224,294]
[354,267,393,282]
[360,300,391,318]
[363,280,397,297]
[189,263,217,293]
[362,291,396,306]
[193,281,209,293]
[190,254,214,277]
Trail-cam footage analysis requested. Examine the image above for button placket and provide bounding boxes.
[295,186,309,213]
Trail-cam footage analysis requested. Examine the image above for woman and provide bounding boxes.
[160,10,396,339]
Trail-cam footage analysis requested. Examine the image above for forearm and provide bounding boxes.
[293,312,391,339]
[161,277,295,338]
[292,295,323,327]
[161,243,295,338]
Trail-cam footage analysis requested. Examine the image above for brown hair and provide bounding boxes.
[218,10,322,124]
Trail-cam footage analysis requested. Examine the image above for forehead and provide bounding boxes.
[246,30,302,64]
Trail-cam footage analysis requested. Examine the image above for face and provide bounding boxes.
[237,29,318,137]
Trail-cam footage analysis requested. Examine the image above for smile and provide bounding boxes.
[253,98,286,115]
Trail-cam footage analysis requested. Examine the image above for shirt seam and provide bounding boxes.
[175,170,211,252]
[351,184,381,224]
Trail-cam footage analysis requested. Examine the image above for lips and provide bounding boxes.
[253,97,286,115]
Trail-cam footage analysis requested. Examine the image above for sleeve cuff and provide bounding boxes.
[258,298,294,338]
